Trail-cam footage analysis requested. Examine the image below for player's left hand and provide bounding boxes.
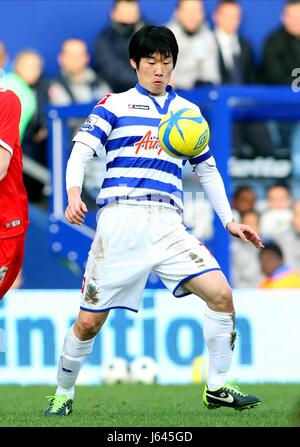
[226,220,264,249]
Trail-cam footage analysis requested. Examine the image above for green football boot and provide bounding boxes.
[44,394,73,416]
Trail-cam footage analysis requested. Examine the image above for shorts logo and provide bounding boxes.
[0,266,8,286]
[84,277,99,305]
[128,104,150,110]
[5,220,21,229]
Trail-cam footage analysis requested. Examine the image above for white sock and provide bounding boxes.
[56,326,95,400]
[203,306,236,390]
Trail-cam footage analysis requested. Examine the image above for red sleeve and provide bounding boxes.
[0,89,21,154]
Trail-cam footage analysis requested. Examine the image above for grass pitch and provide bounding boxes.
[0,383,299,427]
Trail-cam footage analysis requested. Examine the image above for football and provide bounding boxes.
[158,107,210,159]
[129,356,158,384]
[101,357,130,384]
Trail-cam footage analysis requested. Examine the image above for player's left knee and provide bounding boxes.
[213,286,233,312]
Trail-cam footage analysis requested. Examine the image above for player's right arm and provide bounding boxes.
[65,95,116,224]
[65,142,94,225]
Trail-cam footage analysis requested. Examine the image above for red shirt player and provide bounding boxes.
[0,88,29,299]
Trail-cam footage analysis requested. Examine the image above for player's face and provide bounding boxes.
[130,53,174,96]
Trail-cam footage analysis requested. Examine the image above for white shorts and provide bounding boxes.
[81,203,221,313]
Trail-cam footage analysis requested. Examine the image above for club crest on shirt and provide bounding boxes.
[128,104,150,110]
[134,131,163,155]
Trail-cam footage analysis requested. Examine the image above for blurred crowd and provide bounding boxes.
[231,183,300,288]
[1,0,300,288]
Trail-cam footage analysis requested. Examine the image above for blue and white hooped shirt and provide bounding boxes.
[73,83,212,213]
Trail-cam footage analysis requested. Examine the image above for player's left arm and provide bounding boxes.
[193,157,264,249]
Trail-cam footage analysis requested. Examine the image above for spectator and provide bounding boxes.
[258,241,300,288]
[260,0,300,175]
[94,0,147,93]
[261,0,300,85]
[13,50,50,203]
[0,41,11,73]
[49,39,109,208]
[213,0,274,158]
[231,210,263,288]
[231,185,257,221]
[275,199,300,271]
[213,0,255,84]
[167,0,220,89]
[49,39,108,106]
[260,183,292,239]
[0,52,36,141]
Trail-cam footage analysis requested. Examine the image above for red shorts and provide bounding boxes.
[0,233,26,300]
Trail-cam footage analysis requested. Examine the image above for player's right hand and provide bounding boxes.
[65,188,88,225]
[65,199,88,225]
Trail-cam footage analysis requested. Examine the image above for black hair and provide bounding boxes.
[233,185,255,199]
[260,242,284,260]
[286,0,300,5]
[217,0,239,6]
[114,0,138,4]
[128,25,179,68]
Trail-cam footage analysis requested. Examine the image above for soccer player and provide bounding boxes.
[0,88,29,299]
[44,25,262,416]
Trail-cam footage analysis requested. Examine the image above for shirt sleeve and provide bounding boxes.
[0,90,21,154]
[193,156,234,228]
[66,141,95,192]
[72,99,117,156]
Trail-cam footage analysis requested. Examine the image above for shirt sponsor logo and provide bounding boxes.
[128,104,150,110]
[134,131,163,155]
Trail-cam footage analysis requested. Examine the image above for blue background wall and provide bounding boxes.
[2,0,285,76]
